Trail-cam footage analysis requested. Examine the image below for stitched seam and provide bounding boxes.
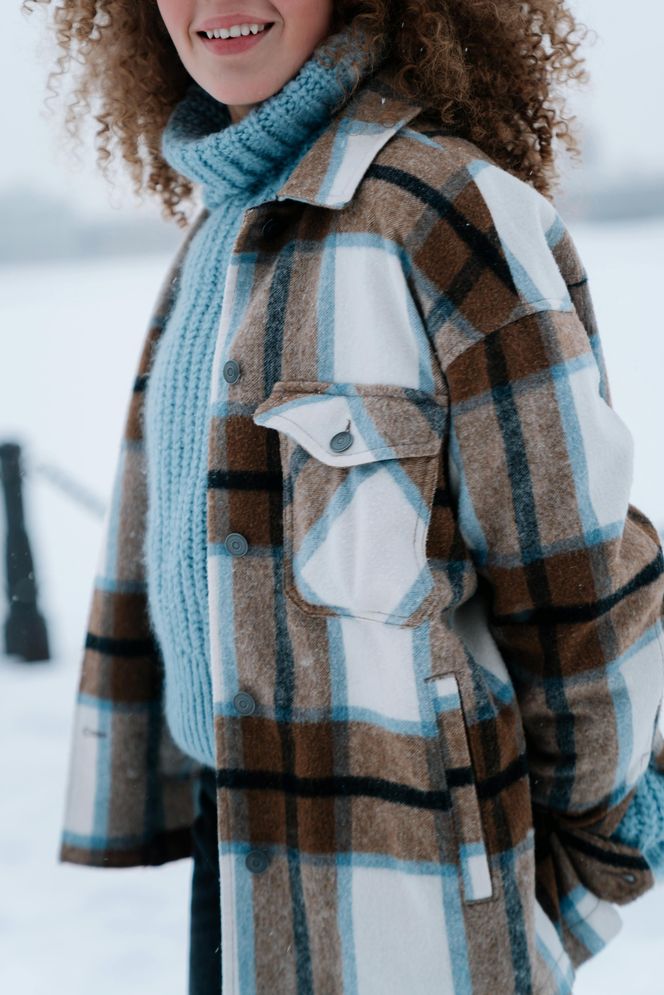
[266,381,448,402]
[435,301,578,375]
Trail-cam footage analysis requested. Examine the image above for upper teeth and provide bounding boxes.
[204,23,268,39]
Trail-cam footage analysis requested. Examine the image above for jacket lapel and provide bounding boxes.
[273,66,423,209]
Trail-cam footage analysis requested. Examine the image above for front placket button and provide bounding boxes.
[330,430,353,453]
[233,691,256,715]
[223,359,241,383]
[225,532,248,556]
[246,849,269,873]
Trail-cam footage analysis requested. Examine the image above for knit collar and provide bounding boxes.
[161,23,387,211]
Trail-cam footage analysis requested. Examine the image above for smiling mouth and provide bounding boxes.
[197,23,275,40]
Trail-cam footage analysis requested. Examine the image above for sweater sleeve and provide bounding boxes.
[611,763,664,882]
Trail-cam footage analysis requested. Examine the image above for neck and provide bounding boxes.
[227,101,259,125]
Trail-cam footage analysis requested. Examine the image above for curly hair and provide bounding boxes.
[21,0,595,228]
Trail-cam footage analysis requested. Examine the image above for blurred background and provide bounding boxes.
[1,1,663,993]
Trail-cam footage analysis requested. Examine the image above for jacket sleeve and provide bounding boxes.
[427,204,664,909]
[58,210,209,868]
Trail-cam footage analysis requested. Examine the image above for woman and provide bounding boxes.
[25,0,664,991]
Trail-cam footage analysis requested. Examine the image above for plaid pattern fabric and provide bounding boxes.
[252,380,448,626]
[58,63,664,994]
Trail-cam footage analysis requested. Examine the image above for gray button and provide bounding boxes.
[225,532,248,556]
[622,872,636,883]
[245,849,269,873]
[223,359,241,383]
[330,430,353,453]
[233,691,256,715]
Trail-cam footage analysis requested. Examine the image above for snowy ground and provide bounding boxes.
[1,216,663,994]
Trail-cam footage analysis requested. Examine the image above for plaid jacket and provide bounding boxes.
[58,63,664,994]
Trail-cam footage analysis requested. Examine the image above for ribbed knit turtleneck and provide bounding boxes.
[161,23,384,210]
[143,24,384,767]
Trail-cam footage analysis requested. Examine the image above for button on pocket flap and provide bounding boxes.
[252,380,447,467]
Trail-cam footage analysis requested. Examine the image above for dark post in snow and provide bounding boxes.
[1,442,50,662]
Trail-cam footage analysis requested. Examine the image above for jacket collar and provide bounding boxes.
[270,66,424,210]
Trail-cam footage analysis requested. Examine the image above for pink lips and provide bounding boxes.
[195,13,274,31]
[197,22,274,55]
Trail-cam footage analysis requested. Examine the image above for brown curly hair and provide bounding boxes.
[21,0,595,228]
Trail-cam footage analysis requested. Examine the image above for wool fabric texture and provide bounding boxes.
[143,25,385,766]
[611,762,664,880]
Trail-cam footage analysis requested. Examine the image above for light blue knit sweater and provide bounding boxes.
[610,758,664,881]
[142,25,379,768]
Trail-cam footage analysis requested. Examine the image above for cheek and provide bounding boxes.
[155,0,189,38]
[277,0,335,36]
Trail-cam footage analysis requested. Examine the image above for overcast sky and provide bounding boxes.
[2,0,662,219]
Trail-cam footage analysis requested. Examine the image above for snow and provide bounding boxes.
[1,218,663,993]
[0,252,192,995]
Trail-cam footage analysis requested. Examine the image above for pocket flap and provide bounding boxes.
[252,380,447,467]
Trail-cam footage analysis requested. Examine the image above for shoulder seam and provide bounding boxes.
[437,300,579,371]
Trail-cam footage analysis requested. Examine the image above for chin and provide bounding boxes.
[197,62,300,107]
[202,76,282,108]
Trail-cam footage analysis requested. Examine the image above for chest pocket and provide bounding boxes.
[252,380,448,626]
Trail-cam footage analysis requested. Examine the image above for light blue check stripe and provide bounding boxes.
[431,688,462,714]
[316,113,353,204]
[338,855,360,995]
[93,575,147,595]
[560,886,612,958]
[502,242,572,309]
[92,699,113,846]
[382,563,435,622]
[551,351,609,548]
[545,211,566,250]
[77,692,154,715]
[448,416,489,566]
[234,845,258,995]
[534,929,575,995]
[317,117,390,205]
[61,829,152,850]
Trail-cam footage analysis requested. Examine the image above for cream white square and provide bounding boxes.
[339,616,420,725]
[300,465,422,614]
[350,864,454,994]
[332,244,425,387]
[62,702,102,837]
